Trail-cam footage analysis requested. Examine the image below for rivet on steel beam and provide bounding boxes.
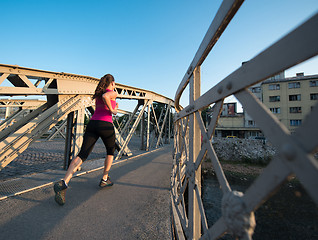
[187,66,193,75]
[226,82,232,90]
[217,86,223,94]
[281,143,296,161]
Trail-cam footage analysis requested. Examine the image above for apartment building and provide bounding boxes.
[262,72,318,133]
[214,102,246,138]
[214,72,317,137]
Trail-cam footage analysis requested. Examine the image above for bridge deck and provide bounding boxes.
[0,146,173,239]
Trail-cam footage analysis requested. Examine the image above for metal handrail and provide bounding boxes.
[174,0,243,112]
[171,0,318,239]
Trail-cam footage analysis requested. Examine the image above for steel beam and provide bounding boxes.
[115,101,149,161]
[0,95,92,170]
[46,118,67,140]
[0,64,174,105]
[188,67,201,239]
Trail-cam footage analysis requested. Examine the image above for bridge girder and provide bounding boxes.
[0,64,174,171]
[0,64,174,105]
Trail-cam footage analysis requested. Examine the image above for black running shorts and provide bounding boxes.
[78,120,115,161]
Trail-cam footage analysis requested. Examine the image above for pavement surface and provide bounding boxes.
[0,136,152,182]
[0,145,173,240]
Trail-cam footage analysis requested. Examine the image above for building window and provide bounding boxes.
[251,87,261,93]
[310,80,318,87]
[268,84,280,90]
[270,107,281,113]
[268,74,282,81]
[290,119,302,126]
[248,120,255,126]
[289,94,301,101]
[269,96,280,102]
[288,82,301,88]
[310,93,318,100]
[289,107,302,113]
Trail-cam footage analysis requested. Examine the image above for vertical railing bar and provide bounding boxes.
[188,66,201,239]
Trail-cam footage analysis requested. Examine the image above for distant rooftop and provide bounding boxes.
[263,72,318,84]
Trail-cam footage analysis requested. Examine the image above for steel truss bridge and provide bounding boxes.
[0,64,174,170]
[171,0,318,239]
[0,0,318,239]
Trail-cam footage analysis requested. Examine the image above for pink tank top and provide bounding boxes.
[91,90,116,123]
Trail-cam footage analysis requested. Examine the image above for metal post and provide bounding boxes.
[73,108,85,157]
[64,111,74,170]
[146,102,151,151]
[141,109,145,150]
[5,107,11,119]
[168,106,171,143]
[164,105,168,144]
[188,66,201,239]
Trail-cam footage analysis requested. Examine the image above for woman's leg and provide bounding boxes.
[99,121,116,182]
[63,156,83,185]
[102,155,114,180]
[63,120,99,185]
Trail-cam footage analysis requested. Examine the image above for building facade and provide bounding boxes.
[215,102,261,138]
[215,72,318,137]
[262,72,318,133]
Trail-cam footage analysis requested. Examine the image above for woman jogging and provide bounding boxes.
[54,74,118,206]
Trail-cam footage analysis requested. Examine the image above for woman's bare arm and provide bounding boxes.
[102,91,118,115]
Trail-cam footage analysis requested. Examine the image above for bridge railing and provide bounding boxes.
[171,0,318,239]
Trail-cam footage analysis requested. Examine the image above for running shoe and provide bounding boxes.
[54,180,67,205]
[99,177,114,188]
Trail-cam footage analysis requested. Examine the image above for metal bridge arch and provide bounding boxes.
[0,64,174,170]
[171,1,318,239]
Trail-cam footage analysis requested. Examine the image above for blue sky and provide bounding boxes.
[1,0,318,109]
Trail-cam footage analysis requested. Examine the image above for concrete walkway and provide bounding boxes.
[0,146,173,240]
